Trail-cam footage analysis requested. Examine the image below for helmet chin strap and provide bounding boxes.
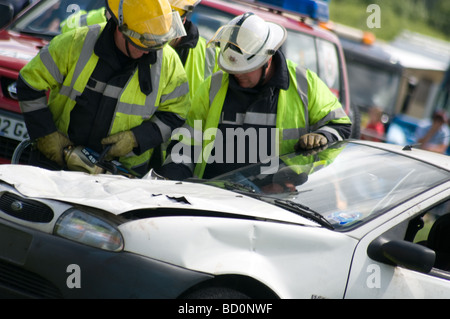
[125,38,133,58]
[118,0,133,59]
[256,62,269,87]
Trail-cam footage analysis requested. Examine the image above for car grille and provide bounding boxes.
[0,192,54,223]
[0,136,30,163]
[0,259,62,299]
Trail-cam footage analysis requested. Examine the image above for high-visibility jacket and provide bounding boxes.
[19,23,190,172]
[183,36,220,99]
[168,59,351,178]
[280,145,344,175]
[60,10,219,100]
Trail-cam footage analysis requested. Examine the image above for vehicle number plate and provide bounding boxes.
[0,114,29,142]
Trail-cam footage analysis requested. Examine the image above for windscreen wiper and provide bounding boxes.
[185,178,257,193]
[222,181,256,193]
[211,184,333,230]
[272,199,334,230]
[186,178,332,229]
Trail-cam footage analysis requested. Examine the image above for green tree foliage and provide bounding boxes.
[329,0,450,41]
[428,1,450,34]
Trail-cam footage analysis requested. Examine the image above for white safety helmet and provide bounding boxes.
[209,12,287,74]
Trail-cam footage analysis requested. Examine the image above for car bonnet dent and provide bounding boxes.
[0,165,318,225]
[120,216,357,298]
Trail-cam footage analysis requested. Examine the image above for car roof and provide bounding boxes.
[351,139,450,170]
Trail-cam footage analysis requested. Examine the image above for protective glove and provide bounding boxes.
[36,131,73,167]
[101,131,138,159]
[272,167,308,188]
[295,133,327,150]
[262,167,308,194]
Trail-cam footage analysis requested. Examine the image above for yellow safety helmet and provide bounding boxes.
[106,0,186,50]
[169,0,201,18]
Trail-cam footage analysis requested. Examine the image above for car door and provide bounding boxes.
[344,193,450,298]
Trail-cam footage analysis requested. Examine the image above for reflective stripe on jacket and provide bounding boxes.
[19,23,190,172]
[60,10,219,101]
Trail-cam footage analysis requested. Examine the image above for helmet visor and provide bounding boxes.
[120,11,186,49]
[208,25,274,56]
[170,0,201,17]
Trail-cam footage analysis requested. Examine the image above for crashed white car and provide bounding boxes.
[0,140,449,299]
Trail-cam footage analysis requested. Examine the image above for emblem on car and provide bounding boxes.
[11,200,23,212]
[7,82,18,100]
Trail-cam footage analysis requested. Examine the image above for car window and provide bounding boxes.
[191,5,233,42]
[10,0,105,37]
[414,202,450,242]
[405,200,450,273]
[284,30,318,74]
[317,38,340,96]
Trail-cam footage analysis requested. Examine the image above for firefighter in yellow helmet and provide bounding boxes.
[17,0,190,177]
[60,0,219,101]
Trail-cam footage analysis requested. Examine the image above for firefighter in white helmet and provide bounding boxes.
[157,12,352,180]
[17,0,190,176]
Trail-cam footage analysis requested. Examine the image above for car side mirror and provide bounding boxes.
[0,2,14,29]
[367,237,436,274]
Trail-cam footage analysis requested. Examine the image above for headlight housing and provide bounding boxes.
[54,208,124,252]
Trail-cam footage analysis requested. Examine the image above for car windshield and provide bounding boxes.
[9,0,104,38]
[205,141,449,230]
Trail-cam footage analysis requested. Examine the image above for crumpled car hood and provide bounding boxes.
[0,165,318,226]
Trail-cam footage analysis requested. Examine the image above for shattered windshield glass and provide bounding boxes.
[207,141,449,230]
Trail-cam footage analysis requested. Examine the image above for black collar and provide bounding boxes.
[175,20,199,49]
[93,19,156,95]
[94,19,133,71]
[264,50,290,91]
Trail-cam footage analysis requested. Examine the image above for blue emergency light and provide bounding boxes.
[257,0,330,22]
